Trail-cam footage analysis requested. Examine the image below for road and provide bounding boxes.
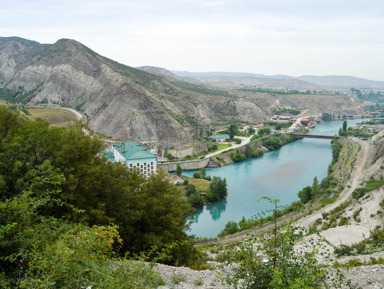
[62,107,83,121]
[205,136,253,159]
[298,137,369,228]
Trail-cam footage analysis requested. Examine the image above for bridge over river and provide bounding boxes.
[293,134,340,140]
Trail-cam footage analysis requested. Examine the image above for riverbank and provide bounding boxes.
[160,133,297,172]
[155,131,384,289]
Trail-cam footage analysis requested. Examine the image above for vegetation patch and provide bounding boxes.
[27,107,78,127]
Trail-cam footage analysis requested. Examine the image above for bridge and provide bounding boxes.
[293,134,340,140]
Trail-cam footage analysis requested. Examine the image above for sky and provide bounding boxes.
[1,0,384,81]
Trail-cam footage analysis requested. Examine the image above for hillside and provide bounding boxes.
[172,70,384,89]
[0,37,365,146]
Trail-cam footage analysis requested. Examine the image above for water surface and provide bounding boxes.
[184,119,363,238]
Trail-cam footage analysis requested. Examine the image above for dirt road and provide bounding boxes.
[298,137,369,228]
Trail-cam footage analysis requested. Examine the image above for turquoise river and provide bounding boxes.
[183,119,364,238]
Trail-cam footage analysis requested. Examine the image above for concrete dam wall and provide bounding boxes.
[158,158,210,172]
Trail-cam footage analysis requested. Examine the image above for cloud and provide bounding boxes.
[1,0,383,80]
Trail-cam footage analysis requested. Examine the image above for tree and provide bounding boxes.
[209,176,227,199]
[343,120,348,132]
[185,183,197,196]
[200,167,206,179]
[175,163,182,177]
[245,144,253,159]
[188,192,203,207]
[321,112,332,122]
[0,168,164,288]
[0,106,196,266]
[219,221,240,237]
[298,186,313,203]
[228,124,237,140]
[312,176,319,196]
[193,171,201,178]
[258,127,271,136]
[262,136,283,150]
[248,127,255,134]
[231,150,246,162]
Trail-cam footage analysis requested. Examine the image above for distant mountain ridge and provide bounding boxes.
[0,37,365,145]
[171,70,384,89]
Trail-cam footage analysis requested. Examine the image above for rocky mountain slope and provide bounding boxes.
[0,37,365,144]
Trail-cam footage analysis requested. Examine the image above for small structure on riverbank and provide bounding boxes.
[209,134,230,142]
[109,142,158,178]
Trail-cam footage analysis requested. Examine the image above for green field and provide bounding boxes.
[27,107,79,127]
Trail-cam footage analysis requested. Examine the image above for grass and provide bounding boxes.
[176,177,211,198]
[27,107,78,127]
[185,177,211,192]
[217,143,231,151]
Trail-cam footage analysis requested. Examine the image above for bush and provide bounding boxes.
[218,221,240,237]
[234,138,241,144]
[226,224,353,288]
[165,153,176,160]
[231,150,245,162]
[225,198,356,289]
[193,171,201,179]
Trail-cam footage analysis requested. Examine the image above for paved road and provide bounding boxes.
[205,136,253,159]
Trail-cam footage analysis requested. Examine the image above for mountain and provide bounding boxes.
[0,37,364,145]
[297,75,384,89]
[172,71,384,89]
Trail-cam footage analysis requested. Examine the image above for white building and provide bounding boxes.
[112,142,157,177]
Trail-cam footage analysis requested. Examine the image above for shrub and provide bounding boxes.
[193,171,201,179]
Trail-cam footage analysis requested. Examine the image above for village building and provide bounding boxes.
[111,142,157,178]
[300,118,310,126]
[208,134,230,142]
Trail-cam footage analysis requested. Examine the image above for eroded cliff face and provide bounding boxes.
[0,37,365,144]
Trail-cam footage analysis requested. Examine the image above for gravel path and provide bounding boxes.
[298,137,369,228]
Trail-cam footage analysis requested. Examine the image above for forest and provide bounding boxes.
[0,105,201,287]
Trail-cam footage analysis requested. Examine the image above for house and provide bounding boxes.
[300,118,310,126]
[112,142,157,177]
[209,134,230,142]
[272,115,279,120]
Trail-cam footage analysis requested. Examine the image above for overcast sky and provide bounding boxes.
[1,0,384,81]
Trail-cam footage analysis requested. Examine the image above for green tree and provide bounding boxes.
[258,127,271,136]
[321,112,332,121]
[188,192,204,207]
[218,221,240,237]
[185,183,197,196]
[244,144,253,159]
[200,167,206,179]
[312,176,319,196]
[343,120,348,132]
[231,149,246,162]
[0,106,196,266]
[193,171,201,178]
[228,124,238,140]
[0,169,163,288]
[209,177,227,199]
[298,186,313,203]
[262,136,283,150]
[175,163,183,177]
